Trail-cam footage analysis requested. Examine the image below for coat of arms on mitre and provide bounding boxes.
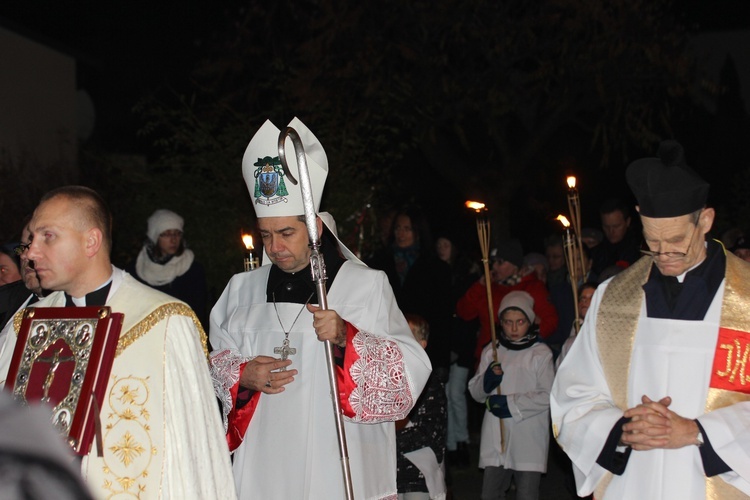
[253,156,289,205]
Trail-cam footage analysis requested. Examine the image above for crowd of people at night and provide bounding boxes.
[1,122,750,500]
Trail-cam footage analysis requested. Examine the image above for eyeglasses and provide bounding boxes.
[640,222,700,260]
[13,243,31,256]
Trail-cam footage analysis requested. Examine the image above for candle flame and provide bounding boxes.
[556,215,571,228]
[242,234,254,250]
[465,200,486,212]
[566,176,577,189]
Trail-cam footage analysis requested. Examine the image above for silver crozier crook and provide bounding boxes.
[278,127,355,500]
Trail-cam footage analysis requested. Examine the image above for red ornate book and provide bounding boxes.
[5,306,123,455]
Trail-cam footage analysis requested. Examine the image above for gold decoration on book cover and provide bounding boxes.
[5,307,123,455]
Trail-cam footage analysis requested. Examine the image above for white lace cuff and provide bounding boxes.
[209,349,254,432]
[347,330,414,422]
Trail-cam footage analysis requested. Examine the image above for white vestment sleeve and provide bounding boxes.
[551,284,625,497]
[163,314,237,499]
[697,402,750,492]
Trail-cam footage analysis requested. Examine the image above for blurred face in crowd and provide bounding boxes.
[545,244,565,272]
[529,262,547,283]
[578,286,596,319]
[0,253,21,284]
[500,309,531,341]
[436,237,452,263]
[491,259,517,283]
[19,226,42,295]
[601,210,630,244]
[393,215,416,249]
[259,215,319,273]
[640,208,714,277]
[158,229,183,256]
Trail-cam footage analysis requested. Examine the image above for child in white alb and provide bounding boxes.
[468,291,554,500]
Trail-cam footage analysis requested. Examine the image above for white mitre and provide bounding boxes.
[242,117,327,217]
[241,117,363,266]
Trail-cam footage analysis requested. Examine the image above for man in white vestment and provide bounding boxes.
[0,186,236,499]
[209,117,432,499]
[551,141,750,499]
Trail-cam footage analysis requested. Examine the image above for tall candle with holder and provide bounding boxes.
[242,233,259,271]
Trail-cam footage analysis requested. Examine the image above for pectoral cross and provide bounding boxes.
[37,347,76,403]
[274,338,296,371]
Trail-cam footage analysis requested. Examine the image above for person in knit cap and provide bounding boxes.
[468,291,554,500]
[126,209,208,327]
[552,140,750,499]
[457,238,558,361]
[209,117,431,499]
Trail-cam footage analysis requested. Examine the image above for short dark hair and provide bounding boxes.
[578,282,598,299]
[599,198,631,219]
[40,186,113,252]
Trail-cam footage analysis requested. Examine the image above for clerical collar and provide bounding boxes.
[65,278,113,307]
[266,229,345,304]
[672,241,708,284]
[644,239,724,319]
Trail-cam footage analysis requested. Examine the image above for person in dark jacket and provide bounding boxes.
[368,208,453,379]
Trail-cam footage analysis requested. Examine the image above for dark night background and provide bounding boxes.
[2,0,750,299]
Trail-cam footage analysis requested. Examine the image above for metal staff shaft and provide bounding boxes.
[279,127,354,500]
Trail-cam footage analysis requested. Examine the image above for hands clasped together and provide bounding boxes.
[621,395,701,451]
[239,307,347,395]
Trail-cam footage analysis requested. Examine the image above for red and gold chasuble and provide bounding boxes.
[595,251,750,499]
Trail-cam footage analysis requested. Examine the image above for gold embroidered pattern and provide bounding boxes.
[115,303,208,358]
[716,338,750,384]
[101,375,156,497]
[110,431,145,467]
[14,303,208,359]
[596,256,652,410]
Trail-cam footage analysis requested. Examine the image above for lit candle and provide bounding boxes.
[242,233,258,271]
[465,200,486,212]
[557,213,582,332]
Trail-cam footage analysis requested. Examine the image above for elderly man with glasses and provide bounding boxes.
[552,141,750,499]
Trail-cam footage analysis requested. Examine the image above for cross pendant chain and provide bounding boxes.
[274,338,297,365]
[272,291,314,371]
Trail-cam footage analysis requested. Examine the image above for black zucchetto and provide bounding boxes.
[625,140,709,218]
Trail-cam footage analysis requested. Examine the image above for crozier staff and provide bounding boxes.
[552,141,750,499]
[209,117,432,500]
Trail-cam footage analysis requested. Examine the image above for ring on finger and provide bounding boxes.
[265,379,272,388]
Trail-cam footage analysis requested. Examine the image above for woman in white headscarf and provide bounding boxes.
[127,209,208,327]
